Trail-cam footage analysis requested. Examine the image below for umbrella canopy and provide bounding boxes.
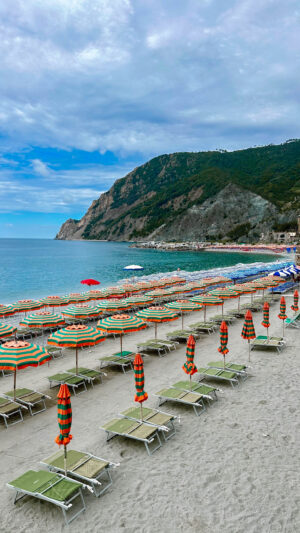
[136,306,178,338]
[166,300,201,328]
[191,294,223,320]
[97,314,147,352]
[20,311,66,328]
[125,295,154,307]
[55,384,72,476]
[209,288,239,300]
[41,296,69,307]
[101,287,126,298]
[218,321,229,367]
[96,299,131,313]
[145,289,173,298]
[182,335,197,388]
[133,353,148,403]
[0,340,51,399]
[121,284,141,294]
[0,323,17,339]
[62,304,100,320]
[241,310,256,361]
[80,279,100,286]
[291,290,299,312]
[0,304,16,318]
[48,325,105,373]
[13,300,43,313]
[66,293,90,303]
[261,302,270,338]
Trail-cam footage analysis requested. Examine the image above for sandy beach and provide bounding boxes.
[0,292,299,533]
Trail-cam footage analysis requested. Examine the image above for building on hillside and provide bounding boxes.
[260,231,297,244]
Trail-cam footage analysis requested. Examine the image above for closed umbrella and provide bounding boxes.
[291,290,299,313]
[0,340,51,399]
[55,384,72,476]
[278,296,287,336]
[241,310,256,361]
[182,335,197,390]
[261,302,270,339]
[218,321,229,368]
[0,323,17,340]
[133,353,148,420]
[136,306,178,339]
[166,300,201,328]
[48,325,105,374]
[191,295,223,321]
[97,314,147,354]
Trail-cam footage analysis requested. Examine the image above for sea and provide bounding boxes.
[0,239,281,303]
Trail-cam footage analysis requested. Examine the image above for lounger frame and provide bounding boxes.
[48,375,87,395]
[101,424,162,456]
[155,391,206,416]
[119,408,178,441]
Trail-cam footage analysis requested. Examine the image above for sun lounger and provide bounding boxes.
[99,351,135,373]
[250,336,286,353]
[120,406,178,441]
[196,367,239,387]
[41,449,119,497]
[189,322,218,334]
[4,388,51,416]
[136,341,168,357]
[172,381,218,401]
[285,316,300,329]
[7,469,87,524]
[226,309,246,318]
[166,329,202,341]
[100,417,162,455]
[47,346,63,359]
[155,387,206,416]
[67,367,104,387]
[209,315,236,324]
[207,362,248,380]
[240,303,262,312]
[0,396,27,428]
[48,373,87,394]
[155,338,179,349]
[15,328,33,340]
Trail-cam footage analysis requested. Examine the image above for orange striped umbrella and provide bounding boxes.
[55,384,72,476]
[0,340,51,399]
[134,353,148,420]
[0,323,17,339]
[241,310,256,361]
[136,306,178,338]
[218,321,229,368]
[261,302,270,339]
[182,335,197,390]
[0,304,16,318]
[278,296,287,336]
[20,312,66,329]
[97,314,147,353]
[291,290,299,313]
[41,295,69,308]
[13,300,43,313]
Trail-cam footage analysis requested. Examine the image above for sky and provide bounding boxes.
[0,0,299,238]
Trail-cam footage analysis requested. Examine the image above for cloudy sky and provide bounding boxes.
[0,0,299,237]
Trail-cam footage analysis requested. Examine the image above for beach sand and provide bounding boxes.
[0,294,299,533]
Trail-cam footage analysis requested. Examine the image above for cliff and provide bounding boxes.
[56,140,300,242]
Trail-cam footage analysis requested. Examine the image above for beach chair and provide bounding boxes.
[41,449,119,497]
[155,388,206,416]
[119,406,178,441]
[99,351,135,373]
[7,470,87,525]
[15,328,33,340]
[209,315,236,324]
[47,346,63,359]
[100,417,162,455]
[285,314,300,329]
[172,381,218,401]
[0,396,27,428]
[47,373,87,394]
[166,329,202,342]
[240,303,262,312]
[207,361,248,380]
[250,336,286,353]
[188,322,218,334]
[196,367,239,388]
[67,367,104,387]
[136,341,168,357]
[4,388,51,416]
[226,309,246,318]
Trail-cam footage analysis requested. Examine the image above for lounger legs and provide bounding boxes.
[1,409,24,429]
[145,432,162,456]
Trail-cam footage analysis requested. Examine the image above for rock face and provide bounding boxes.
[56,140,300,242]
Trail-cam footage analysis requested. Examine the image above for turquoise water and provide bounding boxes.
[0,239,278,303]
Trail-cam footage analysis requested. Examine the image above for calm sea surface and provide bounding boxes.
[0,239,277,303]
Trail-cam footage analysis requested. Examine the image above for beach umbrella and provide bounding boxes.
[48,325,105,374]
[66,293,90,303]
[62,304,100,321]
[55,384,72,477]
[133,353,148,420]
[261,302,270,339]
[0,304,16,318]
[101,287,126,298]
[145,289,173,299]
[218,321,229,368]
[20,311,65,330]
[96,299,132,313]
[125,295,154,307]
[278,296,287,336]
[166,300,201,328]
[209,288,239,301]
[0,323,17,340]
[121,284,141,295]
[13,300,43,314]
[0,340,51,399]
[135,306,178,339]
[97,314,147,353]
[291,290,299,313]
[228,284,257,308]
[80,278,100,287]
[41,296,69,308]
[241,310,256,361]
[182,335,197,390]
[191,295,223,321]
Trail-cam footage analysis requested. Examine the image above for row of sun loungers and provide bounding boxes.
[0,388,50,428]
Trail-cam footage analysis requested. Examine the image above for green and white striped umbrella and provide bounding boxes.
[166,299,201,328]
[241,310,256,361]
[96,299,132,313]
[41,295,69,307]
[209,288,239,299]
[62,304,100,320]
[65,293,91,303]
[13,300,44,313]
[125,295,154,307]
[0,304,16,318]
[191,294,223,320]
[101,287,126,298]
[20,312,66,328]
[145,289,172,298]
[136,306,178,338]
[87,290,107,300]
[97,314,147,352]
[0,322,17,339]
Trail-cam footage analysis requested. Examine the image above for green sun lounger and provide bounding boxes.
[4,388,51,416]
[166,330,201,341]
[172,381,218,401]
[41,449,119,497]
[47,373,87,394]
[207,362,248,379]
[100,417,162,455]
[209,315,236,324]
[155,388,206,416]
[67,367,104,387]
[197,367,239,387]
[99,352,135,373]
[285,316,300,329]
[189,322,218,334]
[250,336,286,353]
[136,341,168,357]
[7,469,87,525]
[120,406,178,441]
[0,396,27,428]
[47,346,63,359]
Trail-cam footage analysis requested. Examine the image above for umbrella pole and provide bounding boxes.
[76,347,78,374]
[248,340,251,362]
[204,307,207,322]
[282,320,284,338]
[223,355,225,369]
[64,444,67,477]
[189,374,192,391]
[181,312,184,329]
[13,369,16,400]
[120,334,123,355]
[140,403,143,421]
[238,296,240,311]
[155,323,157,340]
[222,304,224,317]
[267,327,269,341]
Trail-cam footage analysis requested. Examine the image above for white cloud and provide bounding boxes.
[31,159,51,177]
